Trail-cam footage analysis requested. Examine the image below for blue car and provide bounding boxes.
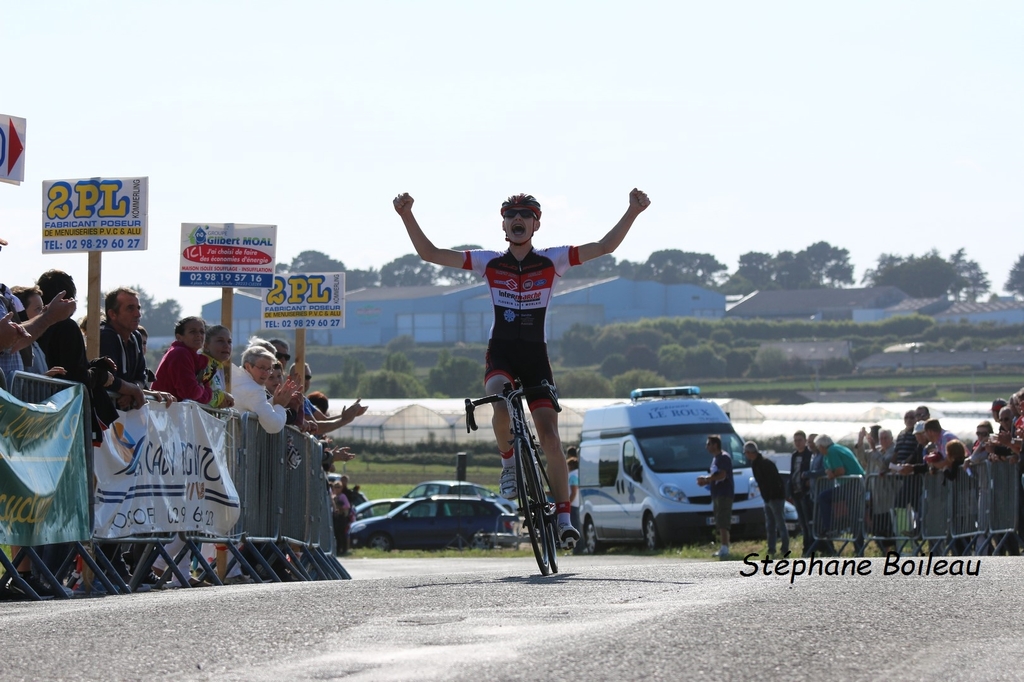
[403,480,518,514]
[349,495,520,551]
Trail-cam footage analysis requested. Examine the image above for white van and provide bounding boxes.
[577,386,763,552]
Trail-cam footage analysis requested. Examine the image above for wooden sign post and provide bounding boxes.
[43,176,150,594]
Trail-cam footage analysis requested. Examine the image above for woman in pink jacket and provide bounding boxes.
[152,316,212,403]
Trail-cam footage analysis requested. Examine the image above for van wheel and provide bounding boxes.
[584,517,602,555]
[643,514,661,551]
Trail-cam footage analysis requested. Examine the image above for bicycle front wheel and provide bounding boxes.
[516,436,554,575]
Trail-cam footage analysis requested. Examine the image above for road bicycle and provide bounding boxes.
[465,381,560,576]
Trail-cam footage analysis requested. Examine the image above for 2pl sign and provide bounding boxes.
[0,114,26,185]
[261,272,345,330]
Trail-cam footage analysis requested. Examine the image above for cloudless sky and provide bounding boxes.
[3,1,1022,318]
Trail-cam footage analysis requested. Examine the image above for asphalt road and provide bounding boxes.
[2,553,1023,681]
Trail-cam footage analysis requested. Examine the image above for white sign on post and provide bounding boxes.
[0,114,26,185]
[41,177,149,253]
[179,223,278,288]
[261,272,346,331]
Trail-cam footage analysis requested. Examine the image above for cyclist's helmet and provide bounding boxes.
[500,194,542,219]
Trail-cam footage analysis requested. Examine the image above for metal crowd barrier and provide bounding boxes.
[862,463,1022,557]
[809,475,866,556]
[0,373,349,599]
[0,373,116,600]
[985,460,1022,554]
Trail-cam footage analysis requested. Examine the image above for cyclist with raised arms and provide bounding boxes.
[394,189,651,548]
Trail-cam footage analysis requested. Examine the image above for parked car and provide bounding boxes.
[354,498,409,521]
[349,495,520,551]
[403,480,517,514]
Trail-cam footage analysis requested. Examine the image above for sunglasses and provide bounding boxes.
[276,352,291,362]
[304,375,312,381]
[504,209,536,219]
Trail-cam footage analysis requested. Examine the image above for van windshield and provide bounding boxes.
[634,423,747,473]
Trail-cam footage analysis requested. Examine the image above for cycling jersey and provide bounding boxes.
[462,245,581,343]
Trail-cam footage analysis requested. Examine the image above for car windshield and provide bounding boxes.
[634,423,746,473]
[385,499,418,517]
[405,483,455,498]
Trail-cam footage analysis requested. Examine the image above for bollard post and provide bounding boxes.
[456,452,467,481]
[216,545,228,581]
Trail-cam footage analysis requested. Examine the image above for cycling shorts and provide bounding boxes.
[484,339,555,412]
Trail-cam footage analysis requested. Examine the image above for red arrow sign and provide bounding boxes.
[0,114,26,184]
[7,119,23,176]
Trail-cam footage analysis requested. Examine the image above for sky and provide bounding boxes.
[2,1,1022,320]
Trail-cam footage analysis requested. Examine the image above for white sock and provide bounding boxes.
[558,512,571,527]
[501,452,515,469]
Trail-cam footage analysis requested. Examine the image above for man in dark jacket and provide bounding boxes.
[745,441,789,558]
[789,430,813,554]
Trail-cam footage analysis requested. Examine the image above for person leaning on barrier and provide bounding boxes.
[929,440,967,477]
[100,287,175,410]
[924,419,958,459]
[11,285,66,378]
[744,441,789,559]
[152,317,215,403]
[892,421,931,476]
[288,362,368,437]
[306,391,356,470]
[34,271,121,440]
[230,346,301,434]
[0,265,76,385]
[199,325,234,409]
[995,406,1022,460]
[967,420,1010,466]
[812,434,865,550]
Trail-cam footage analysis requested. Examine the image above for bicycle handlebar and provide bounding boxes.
[464,381,560,433]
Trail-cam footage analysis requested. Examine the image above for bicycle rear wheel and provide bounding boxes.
[516,436,554,575]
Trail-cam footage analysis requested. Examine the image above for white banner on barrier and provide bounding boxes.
[93,401,240,539]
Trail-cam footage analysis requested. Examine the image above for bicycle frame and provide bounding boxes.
[466,381,560,575]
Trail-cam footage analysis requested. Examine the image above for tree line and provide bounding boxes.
[276,245,1024,302]
[137,245,1023,337]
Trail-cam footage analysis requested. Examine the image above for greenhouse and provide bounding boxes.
[326,398,994,448]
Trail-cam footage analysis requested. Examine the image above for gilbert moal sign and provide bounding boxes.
[0,114,26,185]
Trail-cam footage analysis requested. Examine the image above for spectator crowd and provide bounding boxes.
[0,255,367,598]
